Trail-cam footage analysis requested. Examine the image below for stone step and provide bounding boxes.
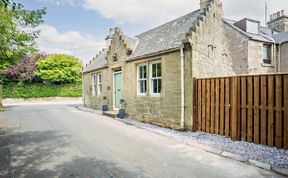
[103,110,119,119]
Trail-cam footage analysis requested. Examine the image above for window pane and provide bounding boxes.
[152,64,156,78]
[143,66,147,79]
[158,79,161,93]
[99,74,102,83]
[153,79,158,93]
[157,63,161,77]
[139,66,142,79]
[263,45,270,59]
[139,80,146,94]
[99,85,102,94]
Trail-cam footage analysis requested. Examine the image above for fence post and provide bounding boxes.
[0,81,3,111]
[192,78,198,132]
[231,77,238,141]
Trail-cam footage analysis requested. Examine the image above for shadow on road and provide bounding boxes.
[0,126,142,178]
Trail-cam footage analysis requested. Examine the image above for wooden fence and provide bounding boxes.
[193,74,288,149]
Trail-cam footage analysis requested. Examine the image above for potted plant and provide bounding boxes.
[102,96,108,112]
[118,99,126,119]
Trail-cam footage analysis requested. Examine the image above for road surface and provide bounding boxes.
[0,104,285,178]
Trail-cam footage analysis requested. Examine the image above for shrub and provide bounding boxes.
[3,82,82,98]
[35,54,82,84]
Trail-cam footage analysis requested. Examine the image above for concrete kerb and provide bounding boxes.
[76,105,288,177]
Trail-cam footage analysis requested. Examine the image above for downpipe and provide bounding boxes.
[180,45,185,130]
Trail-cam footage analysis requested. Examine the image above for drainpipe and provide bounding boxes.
[278,43,282,72]
[180,44,185,130]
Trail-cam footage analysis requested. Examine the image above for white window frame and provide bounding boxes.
[91,74,97,96]
[137,64,147,96]
[97,73,102,96]
[150,60,162,96]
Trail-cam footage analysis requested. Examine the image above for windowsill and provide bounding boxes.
[261,63,275,68]
[149,93,161,97]
[137,93,146,97]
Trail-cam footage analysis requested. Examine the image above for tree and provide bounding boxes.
[0,0,46,69]
[2,53,46,82]
[35,54,82,84]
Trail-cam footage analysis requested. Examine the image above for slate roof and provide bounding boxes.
[83,49,108,73]
[223,19,276,43]
[129,10,200,59]
[84,10,200,72]
[272,31,288,43]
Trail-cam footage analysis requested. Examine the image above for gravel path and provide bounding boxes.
[77,106,288,169]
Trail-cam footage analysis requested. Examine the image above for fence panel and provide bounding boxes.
[193,73,288,149]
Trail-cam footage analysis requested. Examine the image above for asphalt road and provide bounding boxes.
[0,104,285,178]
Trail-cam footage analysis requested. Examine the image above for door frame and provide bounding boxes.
[113,70,122,110]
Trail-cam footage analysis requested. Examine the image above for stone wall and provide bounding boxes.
[123,51,185,129]
[247,41,277,74]
[280,43,288,72]
[223,22,249,74]
[189,0,237,78]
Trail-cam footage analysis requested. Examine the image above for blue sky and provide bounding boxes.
[18,0,288,63]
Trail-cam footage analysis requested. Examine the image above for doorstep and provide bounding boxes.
[103,110,119,119]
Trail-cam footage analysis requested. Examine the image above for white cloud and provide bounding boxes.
[37,24,106,64]
[83,0,200,25]
[37,0,76,6]
[82,0,288,26]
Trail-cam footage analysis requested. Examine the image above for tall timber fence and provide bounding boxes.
[193,73,288,149]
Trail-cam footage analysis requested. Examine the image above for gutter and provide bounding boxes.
[180,45,185,130]
[278,42,282,72]
[127,48,180,62]
[82,66,109,75]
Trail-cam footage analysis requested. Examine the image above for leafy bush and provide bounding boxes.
[35,54,82,84]
[1,53,46,82]
[3,82,82,98]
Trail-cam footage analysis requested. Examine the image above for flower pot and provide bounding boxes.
[102,105,108,112]
[118,109,125,119]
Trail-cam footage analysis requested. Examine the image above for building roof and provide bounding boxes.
[83,49,108,73]
[129,10,200,59]
[223,18,276,43]
[272,31,288,43]
[84,10,200,72]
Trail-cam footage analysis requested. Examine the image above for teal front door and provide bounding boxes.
[114,72,122,108]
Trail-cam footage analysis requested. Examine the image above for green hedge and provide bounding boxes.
[3,82,82,98]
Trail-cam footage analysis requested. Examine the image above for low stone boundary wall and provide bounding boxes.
[2,97,82,105]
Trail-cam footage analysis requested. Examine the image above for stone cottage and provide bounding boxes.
[82,0,288,130]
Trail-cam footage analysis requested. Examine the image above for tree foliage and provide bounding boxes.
[2,53,46,82]
[36,54,82,84]
[0,0,46,69]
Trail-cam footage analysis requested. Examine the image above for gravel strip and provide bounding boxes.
[76,106,288,169]
[121,118,288,169]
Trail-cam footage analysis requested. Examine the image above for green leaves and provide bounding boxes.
[0,0,46,69]
[3,82,82,98]
[35,54,82,84]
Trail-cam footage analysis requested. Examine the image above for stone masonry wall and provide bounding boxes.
[223,22,249,74]
[123,51,184,129]
[189,0,237,78]
[281,43,288,72]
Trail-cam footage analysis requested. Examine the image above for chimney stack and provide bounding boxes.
[268,10,288,32]
[105,28,113,48]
